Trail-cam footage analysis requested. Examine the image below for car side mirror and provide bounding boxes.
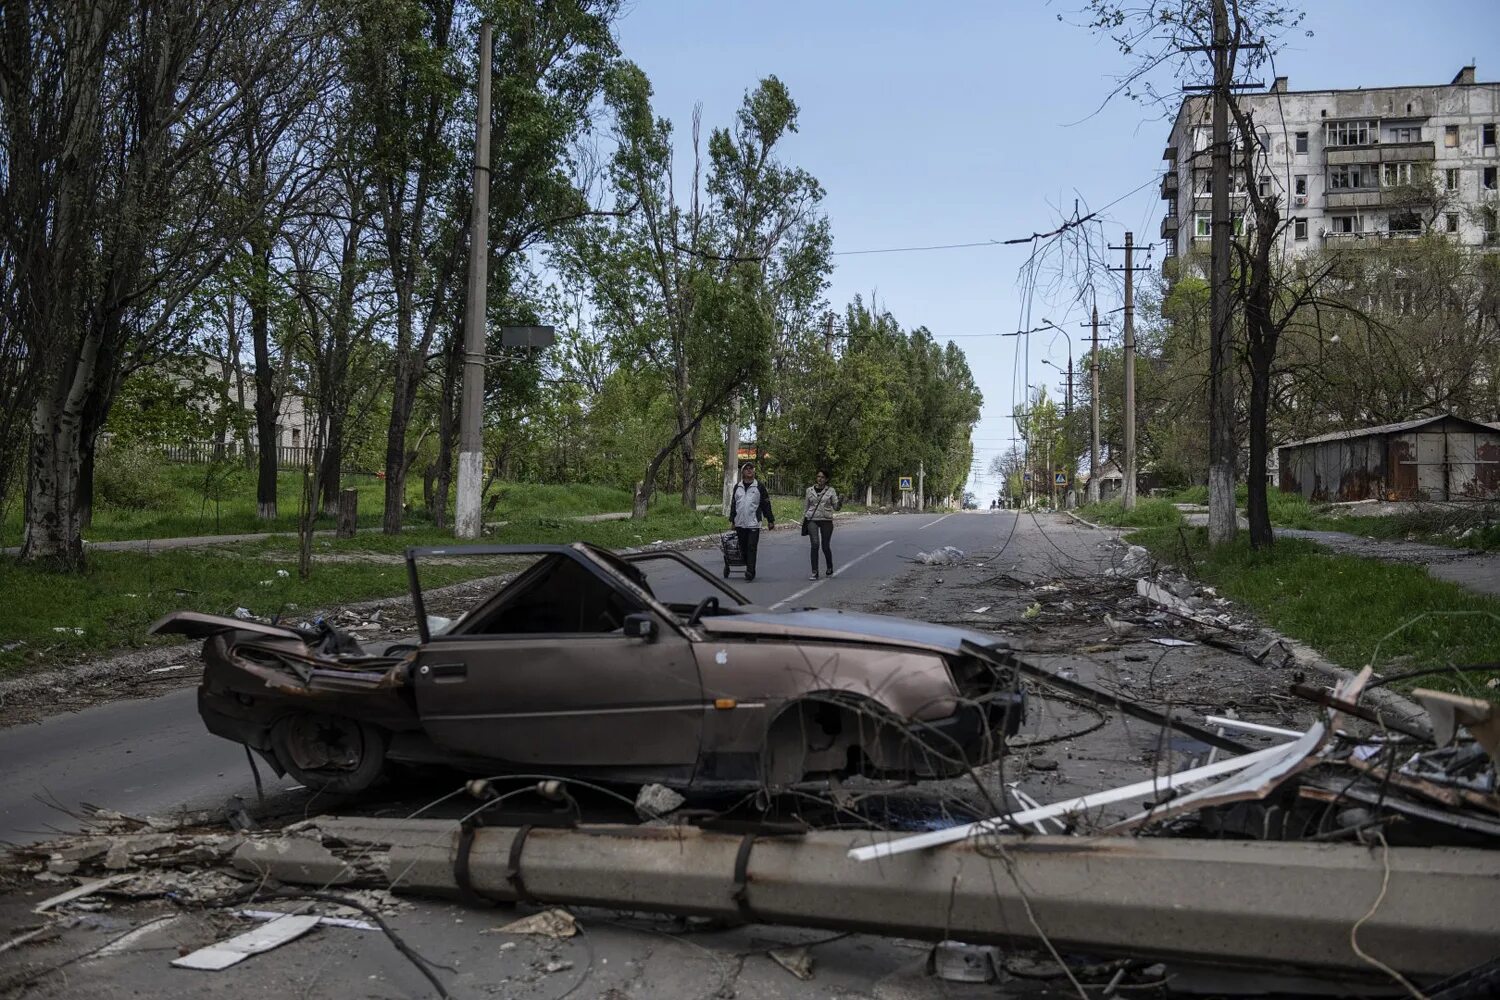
[623,613,657,641]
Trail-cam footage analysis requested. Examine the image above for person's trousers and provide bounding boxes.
[808,519,833,573]
[735,527,761,578]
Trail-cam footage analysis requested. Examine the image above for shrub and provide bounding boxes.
[95,444,178,511]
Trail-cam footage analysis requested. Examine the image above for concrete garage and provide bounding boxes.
[1278,414,1500,502]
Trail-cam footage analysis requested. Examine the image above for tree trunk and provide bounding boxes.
[319,416,342,516]
[681,422,699,509]
[723,400,740,515]
[22,335,98,567]
[250,240,279,521]
[1246,355,1274,549]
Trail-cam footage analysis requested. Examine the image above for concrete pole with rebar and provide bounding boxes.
[454,23,493,540]
[1207,0,1238,545]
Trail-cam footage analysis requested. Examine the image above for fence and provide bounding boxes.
[154,440,371,475]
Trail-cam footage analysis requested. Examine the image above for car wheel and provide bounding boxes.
[270,713,386,794]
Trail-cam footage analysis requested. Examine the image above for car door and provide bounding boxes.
[411,551,705,771]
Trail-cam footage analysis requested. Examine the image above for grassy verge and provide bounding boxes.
[1306,509,1500,552]
[1076,498,1184,528]
[1129,526,1500,696]
[0,496,814,677]
[0,472,643,546]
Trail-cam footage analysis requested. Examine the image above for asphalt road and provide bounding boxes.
[0,510,1024,844]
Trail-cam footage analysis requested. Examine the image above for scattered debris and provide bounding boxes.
[1022,602,1041,620]
[914,546,965,565]
[33,874,130,913]
[634,783,686,822]
[172,913,321,971]
[929,940,998,983]
[51,627,85,636]
[1149,637,1196,648]
[236,909,376,932]
[231,836,355,886]
[485,908,578,939]
[541,958,575,974]
[1104,544,1152,578]
[769,945,815,981]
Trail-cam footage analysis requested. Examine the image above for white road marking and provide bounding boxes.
[917,512,957,530]
[770,540,894,610]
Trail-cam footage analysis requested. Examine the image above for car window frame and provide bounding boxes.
[405,543,684,643]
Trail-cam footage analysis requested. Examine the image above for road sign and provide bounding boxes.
[1054,471,1068,487]
[898,476,914,491]
[500,325,556,349]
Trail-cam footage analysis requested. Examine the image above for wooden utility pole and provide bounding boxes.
[1122,232,1138,509]
[454,22,493,540]
[1207,0,1238,545]
[1085,304,1101,503]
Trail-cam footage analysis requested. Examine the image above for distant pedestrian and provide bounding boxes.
[728,462,775,581]
[802,469,840,580]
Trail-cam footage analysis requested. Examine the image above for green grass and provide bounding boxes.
[0,470,651,546]
[1077,498,1185,528]
[0,494,809,677]
[1129,526,1500,695]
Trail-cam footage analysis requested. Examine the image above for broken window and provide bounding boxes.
[1294,217,1307,240]
[1294,175,1307,196]
[1389,212,1421,235]
[1329,215,1359,234]
[1445,125,1460,148]
[1294,131,1308,153]
[1484,167,1497,191]
[1388,125,1421,143]
[1381,162,1422,187]
[1446,213,1460,233]
[1258,175,1271,196]
[466,554,640,634]
[1195,213,1211,238]
[1329,165,1372,189]
[1485,123,1497,147]
[1446,168,1460,191]
[1324,119,1375,147]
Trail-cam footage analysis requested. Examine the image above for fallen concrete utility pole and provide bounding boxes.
[365,820,1499,980]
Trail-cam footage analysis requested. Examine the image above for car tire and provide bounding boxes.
[270,713,386,795]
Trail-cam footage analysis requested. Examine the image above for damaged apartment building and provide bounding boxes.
[1159,65,1500,275]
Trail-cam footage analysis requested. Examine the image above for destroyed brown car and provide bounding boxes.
[152,543,1023,795]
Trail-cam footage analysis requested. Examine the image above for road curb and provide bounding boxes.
[1062,510,1121,532]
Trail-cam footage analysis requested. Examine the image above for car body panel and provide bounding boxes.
[699,608,1004,656]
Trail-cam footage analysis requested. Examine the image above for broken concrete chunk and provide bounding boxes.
[231,836,354,886]
[634,783,685,822]
[929,940,998,983]
[769,945,815,981]
[484,908,578,939]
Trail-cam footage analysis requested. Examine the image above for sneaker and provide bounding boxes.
[745,571,755,581]
[808,572,819,580]
[826,565,834,576]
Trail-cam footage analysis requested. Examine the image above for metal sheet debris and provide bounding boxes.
[171,914,321,971]
[33,874,130,913]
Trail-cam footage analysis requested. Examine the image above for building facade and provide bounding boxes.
[1160,66,1500,270]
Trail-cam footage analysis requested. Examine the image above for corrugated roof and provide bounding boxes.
[1279,414,1500,449]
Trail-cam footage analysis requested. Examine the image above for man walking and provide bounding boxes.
[729,462,775,581]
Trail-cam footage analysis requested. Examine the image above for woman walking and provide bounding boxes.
[803,469,840,580]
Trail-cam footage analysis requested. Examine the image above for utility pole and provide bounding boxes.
[1206,0,1238,545]
[918,459,925,512]
[1122,231,1137,510]
[454,22,492,540]
[1083,304,1101,503]
[1109,236,1150,509]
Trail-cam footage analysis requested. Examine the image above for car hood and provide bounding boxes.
[699,608,1010,656]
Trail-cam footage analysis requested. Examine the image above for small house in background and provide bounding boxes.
[1278,414,1500,502]
[1079,459,1125,501]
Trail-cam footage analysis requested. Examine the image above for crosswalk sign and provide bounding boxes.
[899,476,914,491]
[1022,473,1031,483]
[1054,471,1068,486]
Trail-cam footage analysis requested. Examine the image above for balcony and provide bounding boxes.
[1321,230,1423,248]
[1160,213,1179,239]
[1160,170,1178,200]
[1325,140,1436,165]
[1163,145,1178,162]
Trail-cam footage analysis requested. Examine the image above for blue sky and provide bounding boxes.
[612,1,1500,496]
